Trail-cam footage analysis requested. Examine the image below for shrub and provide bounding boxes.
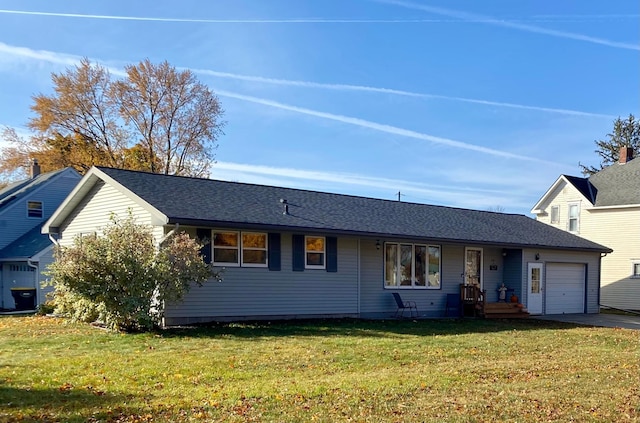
[46,213,220,331]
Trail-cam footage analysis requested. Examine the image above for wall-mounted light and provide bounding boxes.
[502,249,507,257]
[376,240,381,250]
[535,253,540,261]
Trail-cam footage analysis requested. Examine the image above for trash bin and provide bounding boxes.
[11,288,36,311]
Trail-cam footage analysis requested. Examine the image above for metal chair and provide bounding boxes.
[392,292,418,318]
[444,293,461,317]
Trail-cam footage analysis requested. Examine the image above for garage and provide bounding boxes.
[545,263,586,314]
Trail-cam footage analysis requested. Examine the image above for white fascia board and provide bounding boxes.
[42,167,169,234]
[586,203,640,211]
[530,175,593,214]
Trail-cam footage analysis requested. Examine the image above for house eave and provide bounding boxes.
[586,203,640,211]
[166,218,612,253]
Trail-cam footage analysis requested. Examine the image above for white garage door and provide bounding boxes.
[546,263,585,314]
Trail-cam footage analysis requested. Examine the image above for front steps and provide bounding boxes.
[483,302,530,319]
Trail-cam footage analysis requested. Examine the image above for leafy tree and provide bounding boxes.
[46,213,221,331]
[580,114,640,175]
[1,58,224,179]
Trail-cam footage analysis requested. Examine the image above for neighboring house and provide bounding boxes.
[532,146,640,312]
[0,163,81,310]
[43,167,610,325]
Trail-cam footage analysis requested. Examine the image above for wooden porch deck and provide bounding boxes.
[460,284,529,319]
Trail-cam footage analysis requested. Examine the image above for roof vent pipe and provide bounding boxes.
[280,198,289,215]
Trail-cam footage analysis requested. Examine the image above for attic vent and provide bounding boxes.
[280,198,289,215]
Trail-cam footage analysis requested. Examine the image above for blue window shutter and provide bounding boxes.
[326,236,337,272]
[196,228,211,264]
[292,234,305,271]
[268,233,281,271]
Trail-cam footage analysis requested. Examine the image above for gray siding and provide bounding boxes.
[0,171,79,250]
[164,233,359,324]
[58,181,162,247]
[503,249,523,300]
[521,249,601,314]
[360,240,465,319]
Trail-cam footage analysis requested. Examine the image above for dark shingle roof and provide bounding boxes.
[563,175,596,204]
[0,225,52,259]
[588,158,640,207]
[98,167,610,252]
[0,168,68,211]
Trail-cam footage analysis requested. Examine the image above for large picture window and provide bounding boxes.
[385,242,440,289]
[213,231,268,267]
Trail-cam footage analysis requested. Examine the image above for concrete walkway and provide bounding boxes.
[535,313,640,330]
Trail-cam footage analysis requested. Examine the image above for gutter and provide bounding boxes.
[158,223,180,246]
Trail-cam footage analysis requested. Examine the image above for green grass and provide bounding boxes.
[0,316,638,422]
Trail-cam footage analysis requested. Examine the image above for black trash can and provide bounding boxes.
[11,288,36,311]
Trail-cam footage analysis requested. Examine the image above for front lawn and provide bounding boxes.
[0,316,638,422]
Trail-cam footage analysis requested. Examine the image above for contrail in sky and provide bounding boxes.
[374,0,640,51]
[193,68,615,119]
[2,9,636,23]
[214,89,562,166]
[0,42,612,119]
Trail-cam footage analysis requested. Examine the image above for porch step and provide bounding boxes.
[483,302,529,319]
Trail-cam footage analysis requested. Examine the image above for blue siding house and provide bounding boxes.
[0,162,80,310]
[43,167,610,325]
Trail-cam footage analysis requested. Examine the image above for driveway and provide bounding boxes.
[535,313,640,330]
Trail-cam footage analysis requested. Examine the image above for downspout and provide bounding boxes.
[357,238,361,317]
[27,259,39,309]
[158,224,180,246]
[156,224,179,328]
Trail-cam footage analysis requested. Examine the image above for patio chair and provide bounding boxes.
[444,293,461,317]
[392,292,418,318]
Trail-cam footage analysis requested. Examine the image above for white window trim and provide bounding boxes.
[632,261,640,279]
[241,232,268,268]
[550,205,560,224]
[384,242,441,290]
[567,202,580,233]
[305,235,326,269]
[27,200,43,219]
[212,230,240,267]
[212,230,269,267]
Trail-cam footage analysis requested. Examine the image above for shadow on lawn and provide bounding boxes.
[161,317,584,340]
[0,383,131,423]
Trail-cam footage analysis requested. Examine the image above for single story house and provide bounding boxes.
[43,167,611,325]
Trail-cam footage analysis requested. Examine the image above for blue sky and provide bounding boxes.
[0,0,638,216]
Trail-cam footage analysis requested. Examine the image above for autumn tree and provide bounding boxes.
[46,213,221,331]
[580,114,640,175]
[1,58,224,179]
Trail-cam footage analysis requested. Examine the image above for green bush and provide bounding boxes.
[46,213,220,331]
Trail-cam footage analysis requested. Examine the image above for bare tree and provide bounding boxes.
[1,58,224,179]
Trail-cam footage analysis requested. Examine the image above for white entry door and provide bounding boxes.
[527,263,543,314]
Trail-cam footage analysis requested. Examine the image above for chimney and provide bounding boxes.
[30,158,41,178]
[619,146,634,164]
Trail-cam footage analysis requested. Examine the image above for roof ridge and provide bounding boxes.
[97,166,525,216]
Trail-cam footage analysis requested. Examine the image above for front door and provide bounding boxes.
[527,263,543,314]
[464,248,483,288]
